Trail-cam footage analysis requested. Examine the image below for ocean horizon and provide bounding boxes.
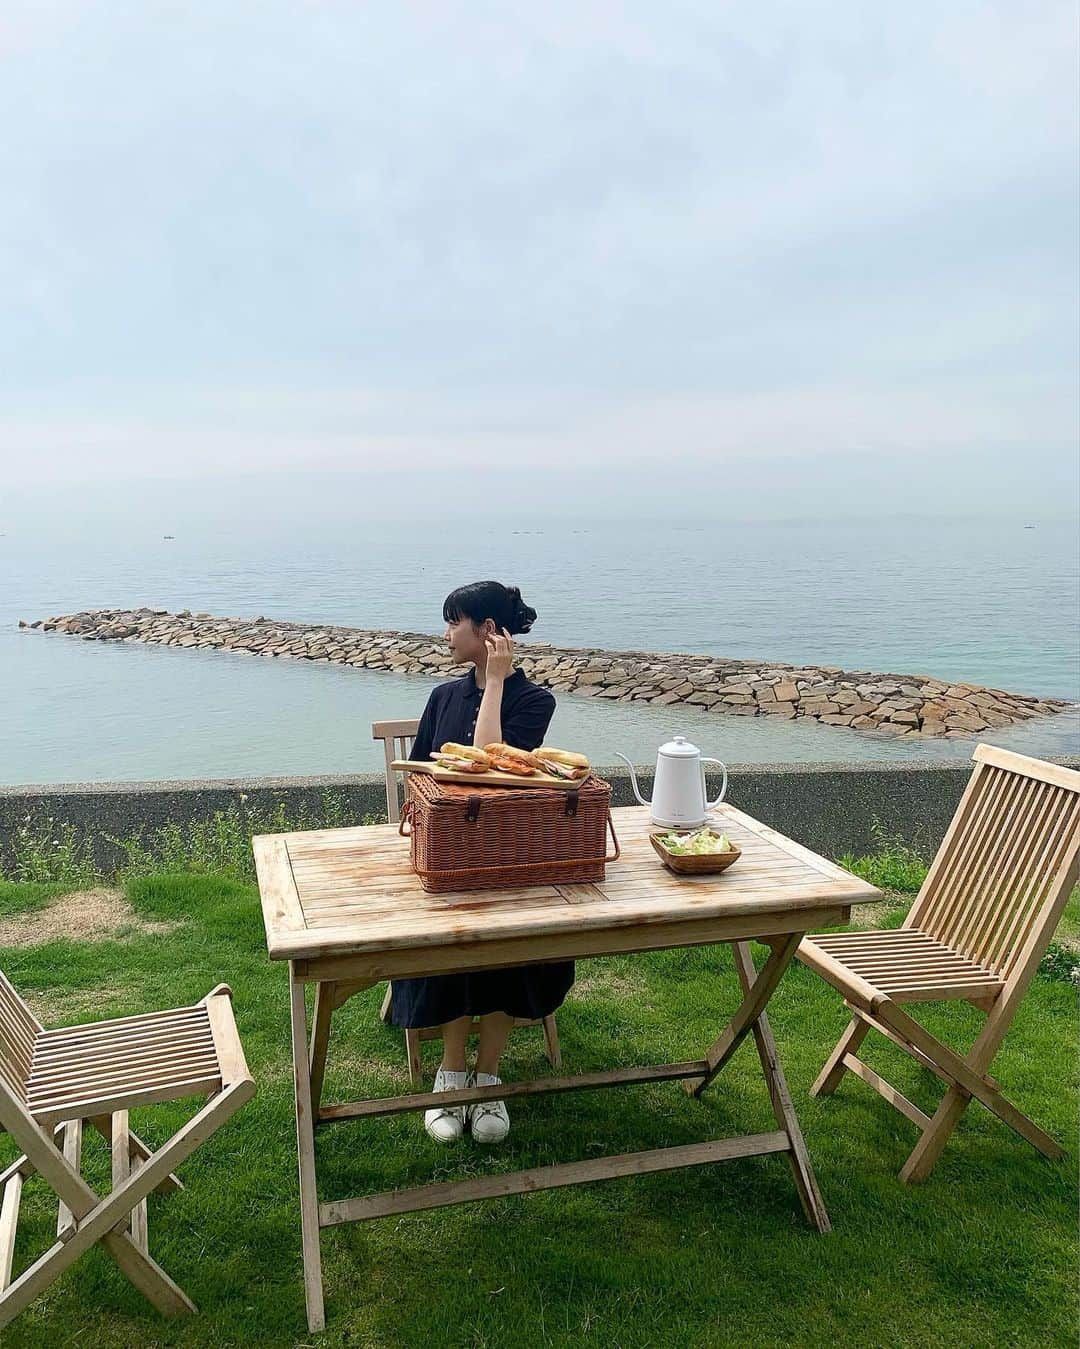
[3,511,1077,785]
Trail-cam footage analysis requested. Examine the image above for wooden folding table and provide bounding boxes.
[254,803,880,1332]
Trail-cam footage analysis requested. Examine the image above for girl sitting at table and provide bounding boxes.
[389,580,572,1144]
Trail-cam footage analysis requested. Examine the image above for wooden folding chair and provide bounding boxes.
[372,718,562,1085]
[0,977,255,1327]
[799,744,1080,1183]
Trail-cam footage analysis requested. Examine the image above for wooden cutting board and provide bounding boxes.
[391,759,588,792]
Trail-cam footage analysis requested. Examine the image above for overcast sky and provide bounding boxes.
[1,2,1077,519]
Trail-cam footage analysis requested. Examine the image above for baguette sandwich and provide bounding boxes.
[480,742,537,776]
[433,742,491,773]
[533,746,590,781]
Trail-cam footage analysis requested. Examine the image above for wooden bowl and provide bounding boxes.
[649,831,741,875]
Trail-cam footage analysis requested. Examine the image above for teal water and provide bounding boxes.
[2,515,1077,785]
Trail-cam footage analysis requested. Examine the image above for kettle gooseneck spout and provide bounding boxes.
[613,752,649,807]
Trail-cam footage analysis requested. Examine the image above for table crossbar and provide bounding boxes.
[317,1059,711,1123]
[320,1131,792,1226]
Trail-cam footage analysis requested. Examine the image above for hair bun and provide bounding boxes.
[506,584,537,634]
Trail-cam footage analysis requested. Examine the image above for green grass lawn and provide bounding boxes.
[1,871,1076,1348]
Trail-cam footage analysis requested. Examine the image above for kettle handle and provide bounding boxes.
[701,757,728,809]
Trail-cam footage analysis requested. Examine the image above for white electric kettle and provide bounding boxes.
[614,736,728,829]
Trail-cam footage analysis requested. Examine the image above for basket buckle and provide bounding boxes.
[563,790,580,818]
[465,795,482,822]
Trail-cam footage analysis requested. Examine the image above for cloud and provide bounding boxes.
[0,2,1076,505]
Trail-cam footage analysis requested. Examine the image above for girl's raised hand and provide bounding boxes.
[484,627,515,681]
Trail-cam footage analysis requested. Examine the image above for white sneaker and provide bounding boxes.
[467,1071,510,1143]
[424,1066,468,1143]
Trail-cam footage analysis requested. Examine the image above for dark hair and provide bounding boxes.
[442,581,538,636]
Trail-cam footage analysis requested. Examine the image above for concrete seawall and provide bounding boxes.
[6,758,1078,878]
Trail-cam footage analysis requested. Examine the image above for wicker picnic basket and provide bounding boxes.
[399,771,620,893]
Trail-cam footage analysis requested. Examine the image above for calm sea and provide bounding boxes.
[2,514,1077,785]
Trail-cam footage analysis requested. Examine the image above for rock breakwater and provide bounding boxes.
[23,608,1070,740]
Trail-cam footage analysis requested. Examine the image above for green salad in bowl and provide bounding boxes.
[657,828,734,856]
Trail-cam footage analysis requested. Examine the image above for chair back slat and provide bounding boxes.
[371,718,420,824]
[0,972,41,1102]
[936,767,1048,961]
[909,747,1080,979]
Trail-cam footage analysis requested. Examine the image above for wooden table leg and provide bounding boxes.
[289,967,325,1333]
[686,933,802,1098]
[309,982,336,1114]
[731,941,831,1233]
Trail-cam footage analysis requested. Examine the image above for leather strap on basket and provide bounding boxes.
[398,800,413,836]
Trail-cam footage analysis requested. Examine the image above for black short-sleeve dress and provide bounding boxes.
[388,667,575,1028]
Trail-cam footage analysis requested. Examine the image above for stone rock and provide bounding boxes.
[800,700,839,717]
[945,712,988,732]
[33,608,1069,744]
